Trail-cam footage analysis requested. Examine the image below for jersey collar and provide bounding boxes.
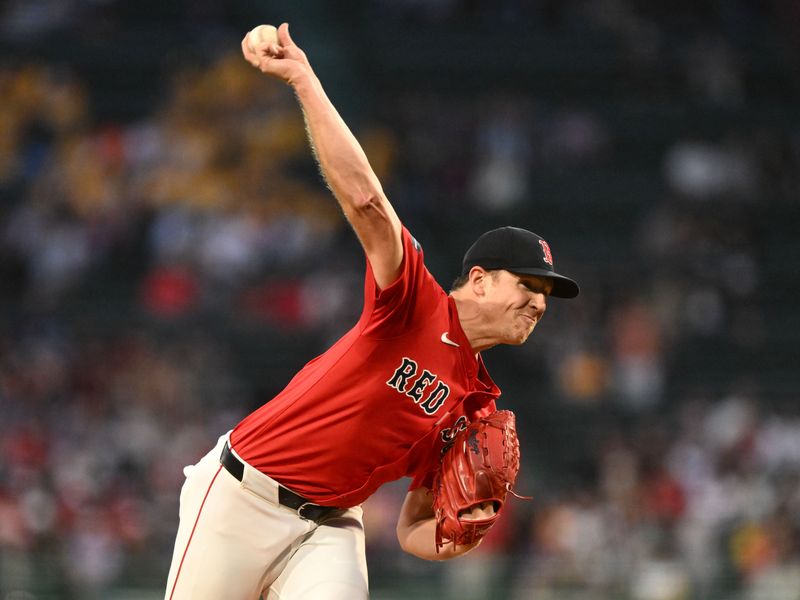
[447,296,500,396]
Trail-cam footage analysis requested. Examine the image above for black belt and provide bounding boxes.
[220,442,340,523]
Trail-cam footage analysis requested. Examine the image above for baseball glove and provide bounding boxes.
[432,410,528,552]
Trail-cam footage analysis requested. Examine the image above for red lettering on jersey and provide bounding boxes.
[419,380,450,415]
[386,357,450,415]
[440,415,469,444]
[387,357,418,391]
[539,239,553,266]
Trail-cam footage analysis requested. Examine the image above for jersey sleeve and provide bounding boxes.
[409,465,437,492]
[360,227,443,338]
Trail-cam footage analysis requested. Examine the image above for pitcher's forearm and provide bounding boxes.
[292,72,386,215]
[398,516,481,561]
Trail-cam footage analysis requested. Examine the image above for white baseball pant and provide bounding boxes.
[164,434,369,600]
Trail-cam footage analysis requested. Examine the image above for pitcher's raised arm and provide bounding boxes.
[243,23,403,289]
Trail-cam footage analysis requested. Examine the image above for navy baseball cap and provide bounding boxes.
[461,226,579,298]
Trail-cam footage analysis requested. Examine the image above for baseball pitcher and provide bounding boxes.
[164,22,579,600]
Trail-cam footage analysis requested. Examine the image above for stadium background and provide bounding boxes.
[1,0,799,598]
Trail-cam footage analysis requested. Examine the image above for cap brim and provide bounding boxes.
[508,268,580,298]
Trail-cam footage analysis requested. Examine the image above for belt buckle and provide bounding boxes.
[296,502,315,521]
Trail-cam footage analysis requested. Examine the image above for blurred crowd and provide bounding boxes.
[1,54,343,301]
[364,390,800,600]
[1,1,799,599]
[0,325,248,597]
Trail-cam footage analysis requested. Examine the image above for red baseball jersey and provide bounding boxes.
[230,228,500,507]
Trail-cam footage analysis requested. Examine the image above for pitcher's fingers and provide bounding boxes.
[277,23,293,47]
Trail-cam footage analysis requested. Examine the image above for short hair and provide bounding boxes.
[450,269,501,293]
[450,273,469,292]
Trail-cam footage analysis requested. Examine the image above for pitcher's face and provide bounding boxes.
[482,270,552,345]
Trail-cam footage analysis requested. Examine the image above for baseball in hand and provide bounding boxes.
[247,25,279,52]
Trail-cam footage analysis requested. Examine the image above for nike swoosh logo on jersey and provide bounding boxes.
[440,332,459,347]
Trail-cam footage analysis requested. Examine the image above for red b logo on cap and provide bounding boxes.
[539,239,553,266]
